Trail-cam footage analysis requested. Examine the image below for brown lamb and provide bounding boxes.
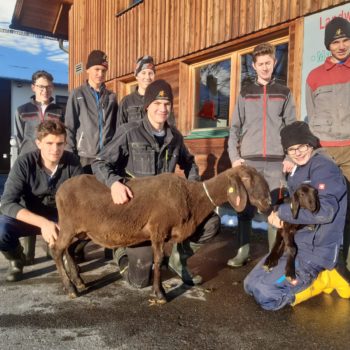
[263,184,320,281]
[52,165,271,303]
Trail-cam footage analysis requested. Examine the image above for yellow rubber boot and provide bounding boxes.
[324,269,350,298]
[292,270,329,306]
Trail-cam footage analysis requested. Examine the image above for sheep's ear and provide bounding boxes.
[291,192,300,219]
[227,177,248,212]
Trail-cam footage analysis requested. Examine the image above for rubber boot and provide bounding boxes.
[292,270,328,306]
[168,241,203,285]
[2,245,26,282]
[227,220,251,268]
[68,239,89,263]
[292,268,350,306]
[21,235,36,266]
[113,247,128,276]
[114,246,153,288]
[267,224,277,252]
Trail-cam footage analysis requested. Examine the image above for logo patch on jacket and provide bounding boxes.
[318,183,326,190]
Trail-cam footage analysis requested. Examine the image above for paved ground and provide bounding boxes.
[0,227,349,350]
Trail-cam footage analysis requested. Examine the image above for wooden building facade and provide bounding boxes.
[11,0,350,177]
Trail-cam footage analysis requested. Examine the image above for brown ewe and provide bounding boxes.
[53,165,271,303]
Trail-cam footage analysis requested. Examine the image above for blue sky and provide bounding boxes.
[0,0,68,84]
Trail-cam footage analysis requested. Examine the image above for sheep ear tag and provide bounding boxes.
[228,187,240,207]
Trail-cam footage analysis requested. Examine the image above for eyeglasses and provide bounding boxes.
[35,84,53,91]
[287,144,310,155]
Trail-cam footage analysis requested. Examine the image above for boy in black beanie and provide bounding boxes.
[64,49,118,261]
[306,16,350,273]
[92,79,220,289]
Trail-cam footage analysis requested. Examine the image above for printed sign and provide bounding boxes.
[301,3,350,119]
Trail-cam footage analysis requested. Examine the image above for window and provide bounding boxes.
[189,37,289,134]
[193,57,231,129]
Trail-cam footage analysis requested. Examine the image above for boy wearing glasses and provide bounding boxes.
[244,121,350,310]
[227,43,296,268]
[15,70,64,156]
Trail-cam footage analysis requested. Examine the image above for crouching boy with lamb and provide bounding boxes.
[244,121,350,310]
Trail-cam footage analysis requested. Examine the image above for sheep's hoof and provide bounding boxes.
[76,281,86,291]
[262,264,272,272]
[148,298,167,306]
[64,285,78,299]
[149,289,167,305]
[68,291,78,299]
[286,275,297,285]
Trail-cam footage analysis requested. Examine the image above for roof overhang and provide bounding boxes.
[10,0,72,40]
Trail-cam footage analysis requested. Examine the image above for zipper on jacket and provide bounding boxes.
[263,85,267,158]
[77,132,84,149]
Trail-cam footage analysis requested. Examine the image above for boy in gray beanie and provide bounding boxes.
[117,55,156,126]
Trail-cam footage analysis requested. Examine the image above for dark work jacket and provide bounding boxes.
[278,151,347,269]
[15,96,63,155]
[92,117,199,187]
[117,89,176,127]
[1,150,83,218]
[65,82,118,159]
[117,90,146,126]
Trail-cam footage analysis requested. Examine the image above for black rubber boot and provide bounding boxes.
[2,245,26,282]
[114,247,128,276]
[68,239,90,263]
[114,246,153,288]
[21,235,36,266]
[168,241,203,285]
[227,219,251,267]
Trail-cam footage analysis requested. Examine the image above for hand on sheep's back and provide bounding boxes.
[111,181,134,204]
[40,219,60,248]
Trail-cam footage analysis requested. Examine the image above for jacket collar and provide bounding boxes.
[30,95,54,105]
[324,55,350,70]
[254,77,276,87]
[142,116,173,146]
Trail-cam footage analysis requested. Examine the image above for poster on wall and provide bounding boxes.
[301,3,350,119]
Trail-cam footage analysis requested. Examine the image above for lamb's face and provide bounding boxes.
[238,166,271,214]
[291,184,320,218]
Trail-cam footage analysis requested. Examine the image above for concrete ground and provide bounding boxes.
[0,227,349,350]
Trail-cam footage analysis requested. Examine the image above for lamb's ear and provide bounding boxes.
[291,192,300,219]
[227,176,248,212]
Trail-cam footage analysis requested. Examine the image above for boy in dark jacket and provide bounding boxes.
[14,70,64,265]
[93,79,219,288]
[65,50,118,260]
[244,122,350,310]
[0,120,83,282]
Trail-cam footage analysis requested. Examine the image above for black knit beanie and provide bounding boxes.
[143,79,173,109]
[280,121,320,152]
[324,17,350,50]
[135,55,155,76]
[86,50,108,69]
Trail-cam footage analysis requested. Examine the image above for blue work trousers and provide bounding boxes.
[244,253,323,310]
